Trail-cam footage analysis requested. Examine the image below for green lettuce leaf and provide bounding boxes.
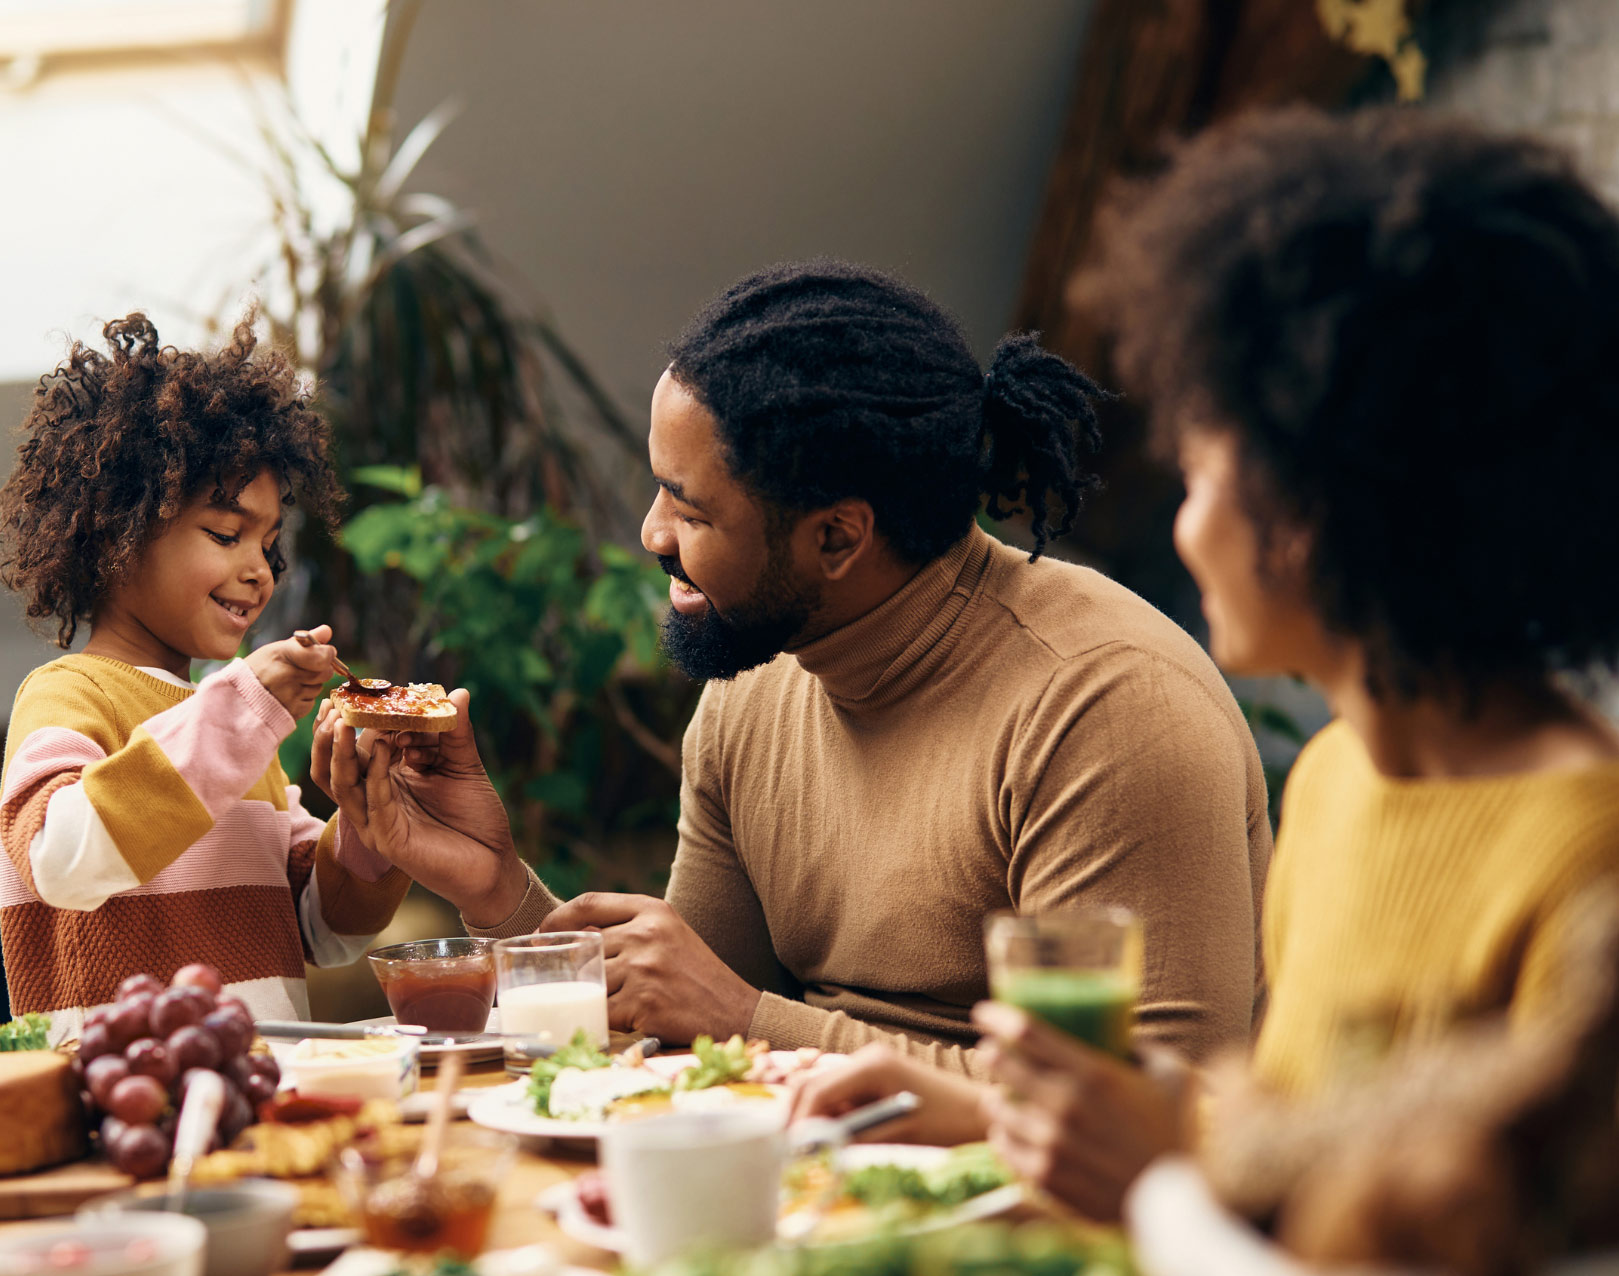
[0,1012,50,1052]
[674,1033,752,1091]
[527,1028,609,1115]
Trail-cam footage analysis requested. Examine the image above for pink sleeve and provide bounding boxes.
[138,661,294,818]
[284,784,390,885]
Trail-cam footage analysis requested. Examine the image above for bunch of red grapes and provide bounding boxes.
[72,964,277,1179]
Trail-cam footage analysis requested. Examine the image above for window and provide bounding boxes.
[0,0,282,61]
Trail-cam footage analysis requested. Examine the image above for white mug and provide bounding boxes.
[600,1109,785,1266]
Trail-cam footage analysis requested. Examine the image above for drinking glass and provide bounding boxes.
[983,907,1142,1058]
[366,936,496,1033]
[492,931,608,1076]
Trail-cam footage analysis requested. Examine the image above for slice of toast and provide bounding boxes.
[331,682,457,733]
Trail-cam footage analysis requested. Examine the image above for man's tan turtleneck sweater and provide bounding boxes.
[479,527,1271,1072]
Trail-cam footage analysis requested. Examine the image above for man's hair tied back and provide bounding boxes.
[981,331,1107,560]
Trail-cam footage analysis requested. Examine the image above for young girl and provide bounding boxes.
[0,313,410,1040]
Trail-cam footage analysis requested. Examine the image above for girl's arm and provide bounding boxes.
[285,784,409,967]
[3,661,295,911]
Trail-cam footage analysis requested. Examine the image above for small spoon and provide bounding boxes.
[787,1090,922,1156]
[413,1049,464,1184]
[166,1069,225,1214]
[293,629,390,694]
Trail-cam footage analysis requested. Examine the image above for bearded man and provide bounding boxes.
[317,261,1271,1073]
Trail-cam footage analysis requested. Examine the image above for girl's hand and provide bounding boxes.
[246,625,337,719]
[973,1000,1193,1222]
[787,1043,992,1146]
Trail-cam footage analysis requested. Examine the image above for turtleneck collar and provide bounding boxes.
[788,524,994,710]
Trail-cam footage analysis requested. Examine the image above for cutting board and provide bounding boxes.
[0,1156,133,1221]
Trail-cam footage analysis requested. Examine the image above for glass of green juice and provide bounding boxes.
[984,907,1142,1058]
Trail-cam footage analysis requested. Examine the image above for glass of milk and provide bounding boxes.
[492,931,608,1076]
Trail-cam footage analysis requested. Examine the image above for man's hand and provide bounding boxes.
[787,1043,992,1146]
[973,1000,1192,1222]
[311,687,529,927]
[246,625,337,720]
[540,894,762,1044]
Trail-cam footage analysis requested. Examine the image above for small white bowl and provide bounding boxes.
[0,1213,206,1276]
[281,1036,419,1102]
[84,1181,298,1276]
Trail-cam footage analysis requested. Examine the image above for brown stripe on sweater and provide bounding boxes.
[0,884,306,1014]
[314,821,410,936]
[1,770,82,896]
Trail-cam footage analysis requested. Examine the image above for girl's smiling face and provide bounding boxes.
[92,470,284,674]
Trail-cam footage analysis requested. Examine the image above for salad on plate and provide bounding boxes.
[468,1033,826,1139]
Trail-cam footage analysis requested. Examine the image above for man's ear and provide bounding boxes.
[812,499,877,582]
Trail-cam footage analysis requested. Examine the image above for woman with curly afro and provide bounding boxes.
[793,107,1619,1240]
[0,313,410,1039]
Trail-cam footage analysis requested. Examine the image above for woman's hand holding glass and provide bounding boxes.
[973,999,1192,1222]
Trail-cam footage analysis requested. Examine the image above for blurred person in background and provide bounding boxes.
[791,107,1619,1229]
[316,260,1272,1074]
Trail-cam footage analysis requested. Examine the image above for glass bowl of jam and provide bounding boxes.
[367,937,497,1033]
[336,1126,515,1259]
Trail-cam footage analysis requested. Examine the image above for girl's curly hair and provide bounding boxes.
[0,312,344,647]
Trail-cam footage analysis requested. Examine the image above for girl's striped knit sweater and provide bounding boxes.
[1,654,410,1041]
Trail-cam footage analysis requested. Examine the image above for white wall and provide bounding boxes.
[0,1,1093,723]
[389,0,1094,415]
[0,381,62,727]
[1426,0,1619,203]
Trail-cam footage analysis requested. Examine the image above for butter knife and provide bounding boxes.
[254,1020,470,1046]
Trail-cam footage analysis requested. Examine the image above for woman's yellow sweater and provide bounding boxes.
[1251,720,1619,1097]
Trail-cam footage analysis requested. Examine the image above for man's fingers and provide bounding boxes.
[310,702,334,789]
[603,954,630,996]
[604,988,639,1033]
[364,737,397,835]
[438,688,482,766]
[388,731,439,749]
[542,892,658,932]
[331,721,370,833]
[376,727,444,771]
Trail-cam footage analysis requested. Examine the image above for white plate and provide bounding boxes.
[284,1226,363,1261]
[467,1051,806,1140]
[320,1243,584,1276]
[352,1011,505,1066]
[263,1012,506,1075]
[536,1144,1024,1251]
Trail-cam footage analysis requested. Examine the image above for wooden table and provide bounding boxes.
[0,1051,622,1272]
[0,1043,1072,1273]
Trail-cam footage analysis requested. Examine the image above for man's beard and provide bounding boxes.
[658,547,820,682]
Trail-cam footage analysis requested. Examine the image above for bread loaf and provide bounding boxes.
[0,1052,88,1175]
